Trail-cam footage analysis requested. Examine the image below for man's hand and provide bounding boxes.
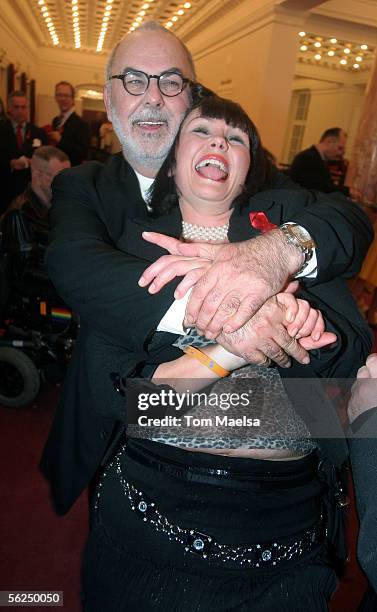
[348,354,377,424]
[215,295,311,368]
[50,130,62,145]
[139,233,211,296]
[10,157,29,171]
[142,229,304,336]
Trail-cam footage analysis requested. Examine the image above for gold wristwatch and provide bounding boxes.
[279,223,317,276]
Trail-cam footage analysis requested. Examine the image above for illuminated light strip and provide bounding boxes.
[165,2,192,29]
[97,1,114,52]
[128,0,155,34]
[38,0,59,46]
[71,0,81,49]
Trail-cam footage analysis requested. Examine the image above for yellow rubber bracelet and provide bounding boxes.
[183,345,230,378]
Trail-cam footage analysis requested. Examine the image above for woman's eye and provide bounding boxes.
[228,135,245,145]
[192,127,209,135]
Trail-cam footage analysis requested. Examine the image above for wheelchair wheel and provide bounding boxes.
[0,348,40,408]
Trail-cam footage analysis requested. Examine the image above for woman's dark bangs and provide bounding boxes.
[196,96,252,136]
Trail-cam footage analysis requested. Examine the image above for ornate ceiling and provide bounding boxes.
[14,0,207,54]
[6,0,377,72]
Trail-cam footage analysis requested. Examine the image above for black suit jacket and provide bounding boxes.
[348,411,377,590]
[0,120,47,210]
[40,154,372,514]
[290,145,350,196]
[52,112,89,166]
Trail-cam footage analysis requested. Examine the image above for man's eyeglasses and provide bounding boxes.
[110,70,190,97]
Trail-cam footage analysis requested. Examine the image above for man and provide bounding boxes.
[40,22,372,515]
[0,146,70,291]
[0,91,47,213]
[49,81,90,166]
[348,354,377,596]
[290,127,361,199]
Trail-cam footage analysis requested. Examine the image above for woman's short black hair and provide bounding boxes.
[149,84,275,216]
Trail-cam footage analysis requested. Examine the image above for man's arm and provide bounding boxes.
[172,187,373,334]
[46,165,179,348]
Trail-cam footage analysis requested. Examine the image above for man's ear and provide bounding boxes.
[103,85,112,122]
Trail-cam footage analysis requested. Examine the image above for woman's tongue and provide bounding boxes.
[196,164,227,181]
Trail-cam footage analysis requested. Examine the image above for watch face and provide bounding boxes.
[290,225,316,249]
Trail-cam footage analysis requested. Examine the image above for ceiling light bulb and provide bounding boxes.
[177,9,184,15]
[184,2,191,7]
[132,21,139,27]
[41,5,48,12]
[72,0,78,4]
[355,56,363,62]
[45,16,52,22]
[136,16,142,22]
[298,31,306,37]
[142,3,149,8]
[314,54,321,60]
[172,16,178,21]
[340,59,347,65]
[166,21,173,27]
[327,50,335,56]
[361,44,368,50]
[139,11,146,17]
[300,45,308,51]
[314,42,321,48]
[130,26,135,31]
[353,63,360,69]
[344,48,350,54]
[330,38,337,44]
[38,0,45,5]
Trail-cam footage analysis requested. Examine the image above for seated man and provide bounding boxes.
[0,146,70,293]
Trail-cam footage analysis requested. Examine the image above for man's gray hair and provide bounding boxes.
[105,20,196,84]
[32,145,70,164]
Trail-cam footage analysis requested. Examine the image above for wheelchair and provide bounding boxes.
[0,250,77,408]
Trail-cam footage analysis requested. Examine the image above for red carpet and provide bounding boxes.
[0,385,88,611]
[1,343,375,612]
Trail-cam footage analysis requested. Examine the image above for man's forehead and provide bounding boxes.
[114,31,193,76]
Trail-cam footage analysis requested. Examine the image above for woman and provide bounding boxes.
[82,93,364,611]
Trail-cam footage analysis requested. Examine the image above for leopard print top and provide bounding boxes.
[128,330,316,453]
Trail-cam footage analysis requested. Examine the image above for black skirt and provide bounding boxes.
[82,437,338,611]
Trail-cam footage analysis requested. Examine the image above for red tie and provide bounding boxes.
[16,123,23,149]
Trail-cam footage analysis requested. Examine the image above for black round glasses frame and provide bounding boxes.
[110,70,190,97]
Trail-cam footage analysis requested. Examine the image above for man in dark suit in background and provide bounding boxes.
[290,127,361,199]
[0,91,47,213]
[50,81,89,166]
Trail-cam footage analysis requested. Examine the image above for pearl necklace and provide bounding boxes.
[181,220,229,242]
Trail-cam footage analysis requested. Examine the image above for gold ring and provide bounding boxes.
[258,355,271,367]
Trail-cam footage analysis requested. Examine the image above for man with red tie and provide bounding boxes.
[0,91,47,214]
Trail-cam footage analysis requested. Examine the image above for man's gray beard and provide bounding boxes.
[111,106,177,175]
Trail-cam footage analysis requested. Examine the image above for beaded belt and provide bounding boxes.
[95,443,325,568]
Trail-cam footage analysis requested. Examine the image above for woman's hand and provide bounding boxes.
[276,292,337,350]
[139,232,212,297]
